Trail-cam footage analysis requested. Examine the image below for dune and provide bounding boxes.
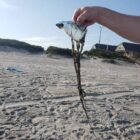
[0,46,29,53]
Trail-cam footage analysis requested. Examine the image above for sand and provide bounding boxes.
[0,51,140,140]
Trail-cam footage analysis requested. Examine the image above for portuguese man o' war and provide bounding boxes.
[56,21,87,43]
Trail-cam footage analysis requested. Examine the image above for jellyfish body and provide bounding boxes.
[56,21,87,43]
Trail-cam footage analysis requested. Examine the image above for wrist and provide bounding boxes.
[93,6,103,24]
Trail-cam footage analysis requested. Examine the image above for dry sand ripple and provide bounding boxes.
[0,52,140,140]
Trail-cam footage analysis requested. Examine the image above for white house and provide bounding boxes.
[116,42,140,58]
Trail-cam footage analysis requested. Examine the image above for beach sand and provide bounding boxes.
[0,52,140,140]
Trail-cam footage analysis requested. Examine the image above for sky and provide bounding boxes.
[0,0,140,50]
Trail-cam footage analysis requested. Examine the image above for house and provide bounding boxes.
[116,42,140,58]
[93,43,117,52]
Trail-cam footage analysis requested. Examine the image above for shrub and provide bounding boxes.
[46,46,72,57]
[83,48,123,59]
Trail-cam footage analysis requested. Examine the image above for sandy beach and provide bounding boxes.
[0,51,140,140]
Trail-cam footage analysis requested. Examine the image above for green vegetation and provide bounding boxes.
[83,48,136,64]
[0,38,44,53]
[83,48,123,59]
[102,59,118,64]
[46,46,72,57]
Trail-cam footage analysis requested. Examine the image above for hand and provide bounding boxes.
[72,6,99,27]
[73,6,140,44]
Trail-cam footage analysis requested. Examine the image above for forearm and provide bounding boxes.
[97,7,140,44]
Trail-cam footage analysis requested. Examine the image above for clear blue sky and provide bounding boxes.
[0,0,140,50]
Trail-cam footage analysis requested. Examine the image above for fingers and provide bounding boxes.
[76,11,92,27]
[77,11,87,24]
[72,7,98,27]
[72,7,90,26]
[72,8,82,22]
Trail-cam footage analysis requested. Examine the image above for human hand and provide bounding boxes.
[72,6,99,27]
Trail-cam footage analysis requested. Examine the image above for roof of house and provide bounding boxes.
[94,43,117,52]
[121,42,140,52]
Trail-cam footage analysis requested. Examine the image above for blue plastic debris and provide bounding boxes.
[7,67,24,73]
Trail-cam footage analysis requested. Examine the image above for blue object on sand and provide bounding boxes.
[7,67,24,73]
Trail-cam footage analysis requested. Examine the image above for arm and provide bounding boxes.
[73,7,140,44]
